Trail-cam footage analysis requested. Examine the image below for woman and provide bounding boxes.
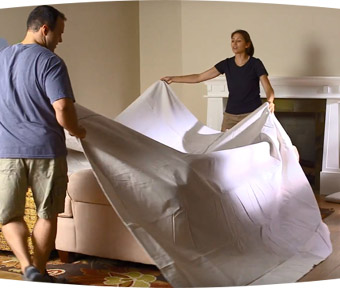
[161,29,275,131]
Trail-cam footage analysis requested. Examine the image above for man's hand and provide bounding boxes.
[53,98,86,138]
[69,125,86,139]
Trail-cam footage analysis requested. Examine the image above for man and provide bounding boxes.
[0,5,86,282]
[0,38,8,50]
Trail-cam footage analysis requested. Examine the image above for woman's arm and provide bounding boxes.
[161,67,221,84]
[260,74,275,113]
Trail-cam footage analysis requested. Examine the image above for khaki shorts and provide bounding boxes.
[221,112,251,131]
[0,157,68,225]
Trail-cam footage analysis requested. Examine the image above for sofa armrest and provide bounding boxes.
[67,169,109,205]
[58,194,73,218]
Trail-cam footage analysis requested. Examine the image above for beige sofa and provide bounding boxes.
[55,168,154,265]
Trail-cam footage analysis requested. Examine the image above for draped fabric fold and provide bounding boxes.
[73,81,331,287]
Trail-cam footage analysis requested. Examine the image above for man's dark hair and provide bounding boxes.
[26,5,66,32]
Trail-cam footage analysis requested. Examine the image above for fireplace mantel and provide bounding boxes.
[204,76,340,195]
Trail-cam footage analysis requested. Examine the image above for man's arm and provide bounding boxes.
[52,98,86,139]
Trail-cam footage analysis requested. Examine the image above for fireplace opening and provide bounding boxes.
[272,99,326,192]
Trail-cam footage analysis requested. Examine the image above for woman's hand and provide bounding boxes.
[161,76,173,84]
[267,101,275,113]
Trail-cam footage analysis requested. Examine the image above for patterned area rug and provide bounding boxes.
[0,207,334,286]
[0,250,172,287]
[320,207,335,219]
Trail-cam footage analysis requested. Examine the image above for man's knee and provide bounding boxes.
[33,216,58,231]
[1,215,25,225]
[1,217,30,238]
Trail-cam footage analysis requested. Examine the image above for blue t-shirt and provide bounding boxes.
[215,56,268,114]
[0,44,75,158]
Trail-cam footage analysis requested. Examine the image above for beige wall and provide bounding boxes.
[2,1,340,123]
[140,1,340,124]
[139,0,183,98]
[0,2,140,118]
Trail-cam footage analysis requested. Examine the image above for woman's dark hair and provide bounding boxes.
[27,5,66,32]
[231,29,254,57]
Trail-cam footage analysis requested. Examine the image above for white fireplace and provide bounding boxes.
[204,76,340,195]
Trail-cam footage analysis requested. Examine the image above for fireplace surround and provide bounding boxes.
[204,76,340,195]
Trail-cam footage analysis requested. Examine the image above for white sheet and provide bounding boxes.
[73,81,332,287]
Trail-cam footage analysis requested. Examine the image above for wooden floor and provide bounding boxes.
[298,195,340,282]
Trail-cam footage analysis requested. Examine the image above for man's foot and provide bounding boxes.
[43,270,68,283]
[22,266,45,282]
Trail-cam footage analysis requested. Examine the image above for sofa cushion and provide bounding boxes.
[67,169,109,205]
[325,192,340,203]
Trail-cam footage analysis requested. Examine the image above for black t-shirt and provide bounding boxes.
[215,56,268,114]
